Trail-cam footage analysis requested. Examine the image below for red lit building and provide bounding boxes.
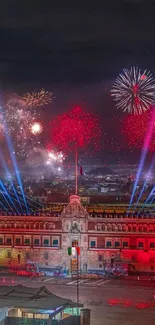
[0,195,155,274]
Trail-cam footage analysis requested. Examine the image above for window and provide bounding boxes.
[7,251,11,258]
[123,241,128,248]
[72,241,78,247]
[98,255,103,261]
[44,252,48,260]
[150,242,155,249]
[0,238,3,245]
[115,241,120,248]
[90,241,96,248]
[25,252,30,259]
[138,242,143,249]
[6,238,12,245]
[24,238,30,245]
[43,239,49,246]
[107,225,111,231]
[122,226,126,232]
[34,239,39,246]
[52,239,58,246]
[106,241,112,248]
[15,238,21,245]
[118,225,122,231]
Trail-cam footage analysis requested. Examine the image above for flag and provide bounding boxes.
[77,162,83,176]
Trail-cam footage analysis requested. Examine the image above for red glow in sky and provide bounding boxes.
[123,109,155,152]
[49,106,102,153]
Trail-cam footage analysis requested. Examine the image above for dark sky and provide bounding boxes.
[0,1,155,164]
[0,1,154,87]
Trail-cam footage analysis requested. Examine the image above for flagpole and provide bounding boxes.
[75,147,78,195]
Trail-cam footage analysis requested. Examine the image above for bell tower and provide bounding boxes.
[61,195,89,273]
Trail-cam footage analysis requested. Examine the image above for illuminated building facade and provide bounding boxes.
[0,195,155,273]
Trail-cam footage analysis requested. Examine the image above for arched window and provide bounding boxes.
[149,225,154,232]
[46,223,49,230]
[26,223,29,230]
[21,223,24,229]
[112,224,117,232]
[16,222,19,229]
[97,224,101,231]
[40,223,43,229]
[143,225,147,232]
[122,224,127,232]
[133,225,137,232]
[107,224,112,232]
[102,224,105,231]
[7,223,10,229]
[138,225,142,232]
[128,224,132,232]
[35,223,39,230]
[117,224,122,232]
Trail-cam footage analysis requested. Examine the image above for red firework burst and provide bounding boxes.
[123,109,155,152]
[49,106,101,153]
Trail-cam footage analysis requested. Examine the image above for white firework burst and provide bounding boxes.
[111,67,155,114]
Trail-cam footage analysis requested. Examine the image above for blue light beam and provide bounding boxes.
[128,109,155,210]
[0,152,23,213]
[0,105,29,214]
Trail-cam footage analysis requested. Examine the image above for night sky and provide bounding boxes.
[0,1,155,164]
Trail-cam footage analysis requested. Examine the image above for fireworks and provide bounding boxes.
[111,67,155,115]
[1,96,42,158]
[123,110,155,152]
[50,106,101,153]
[46,151,65,164]
[22,89,53,108]
[31,122,43,135]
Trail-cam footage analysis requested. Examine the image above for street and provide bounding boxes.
[1,275,155,325]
